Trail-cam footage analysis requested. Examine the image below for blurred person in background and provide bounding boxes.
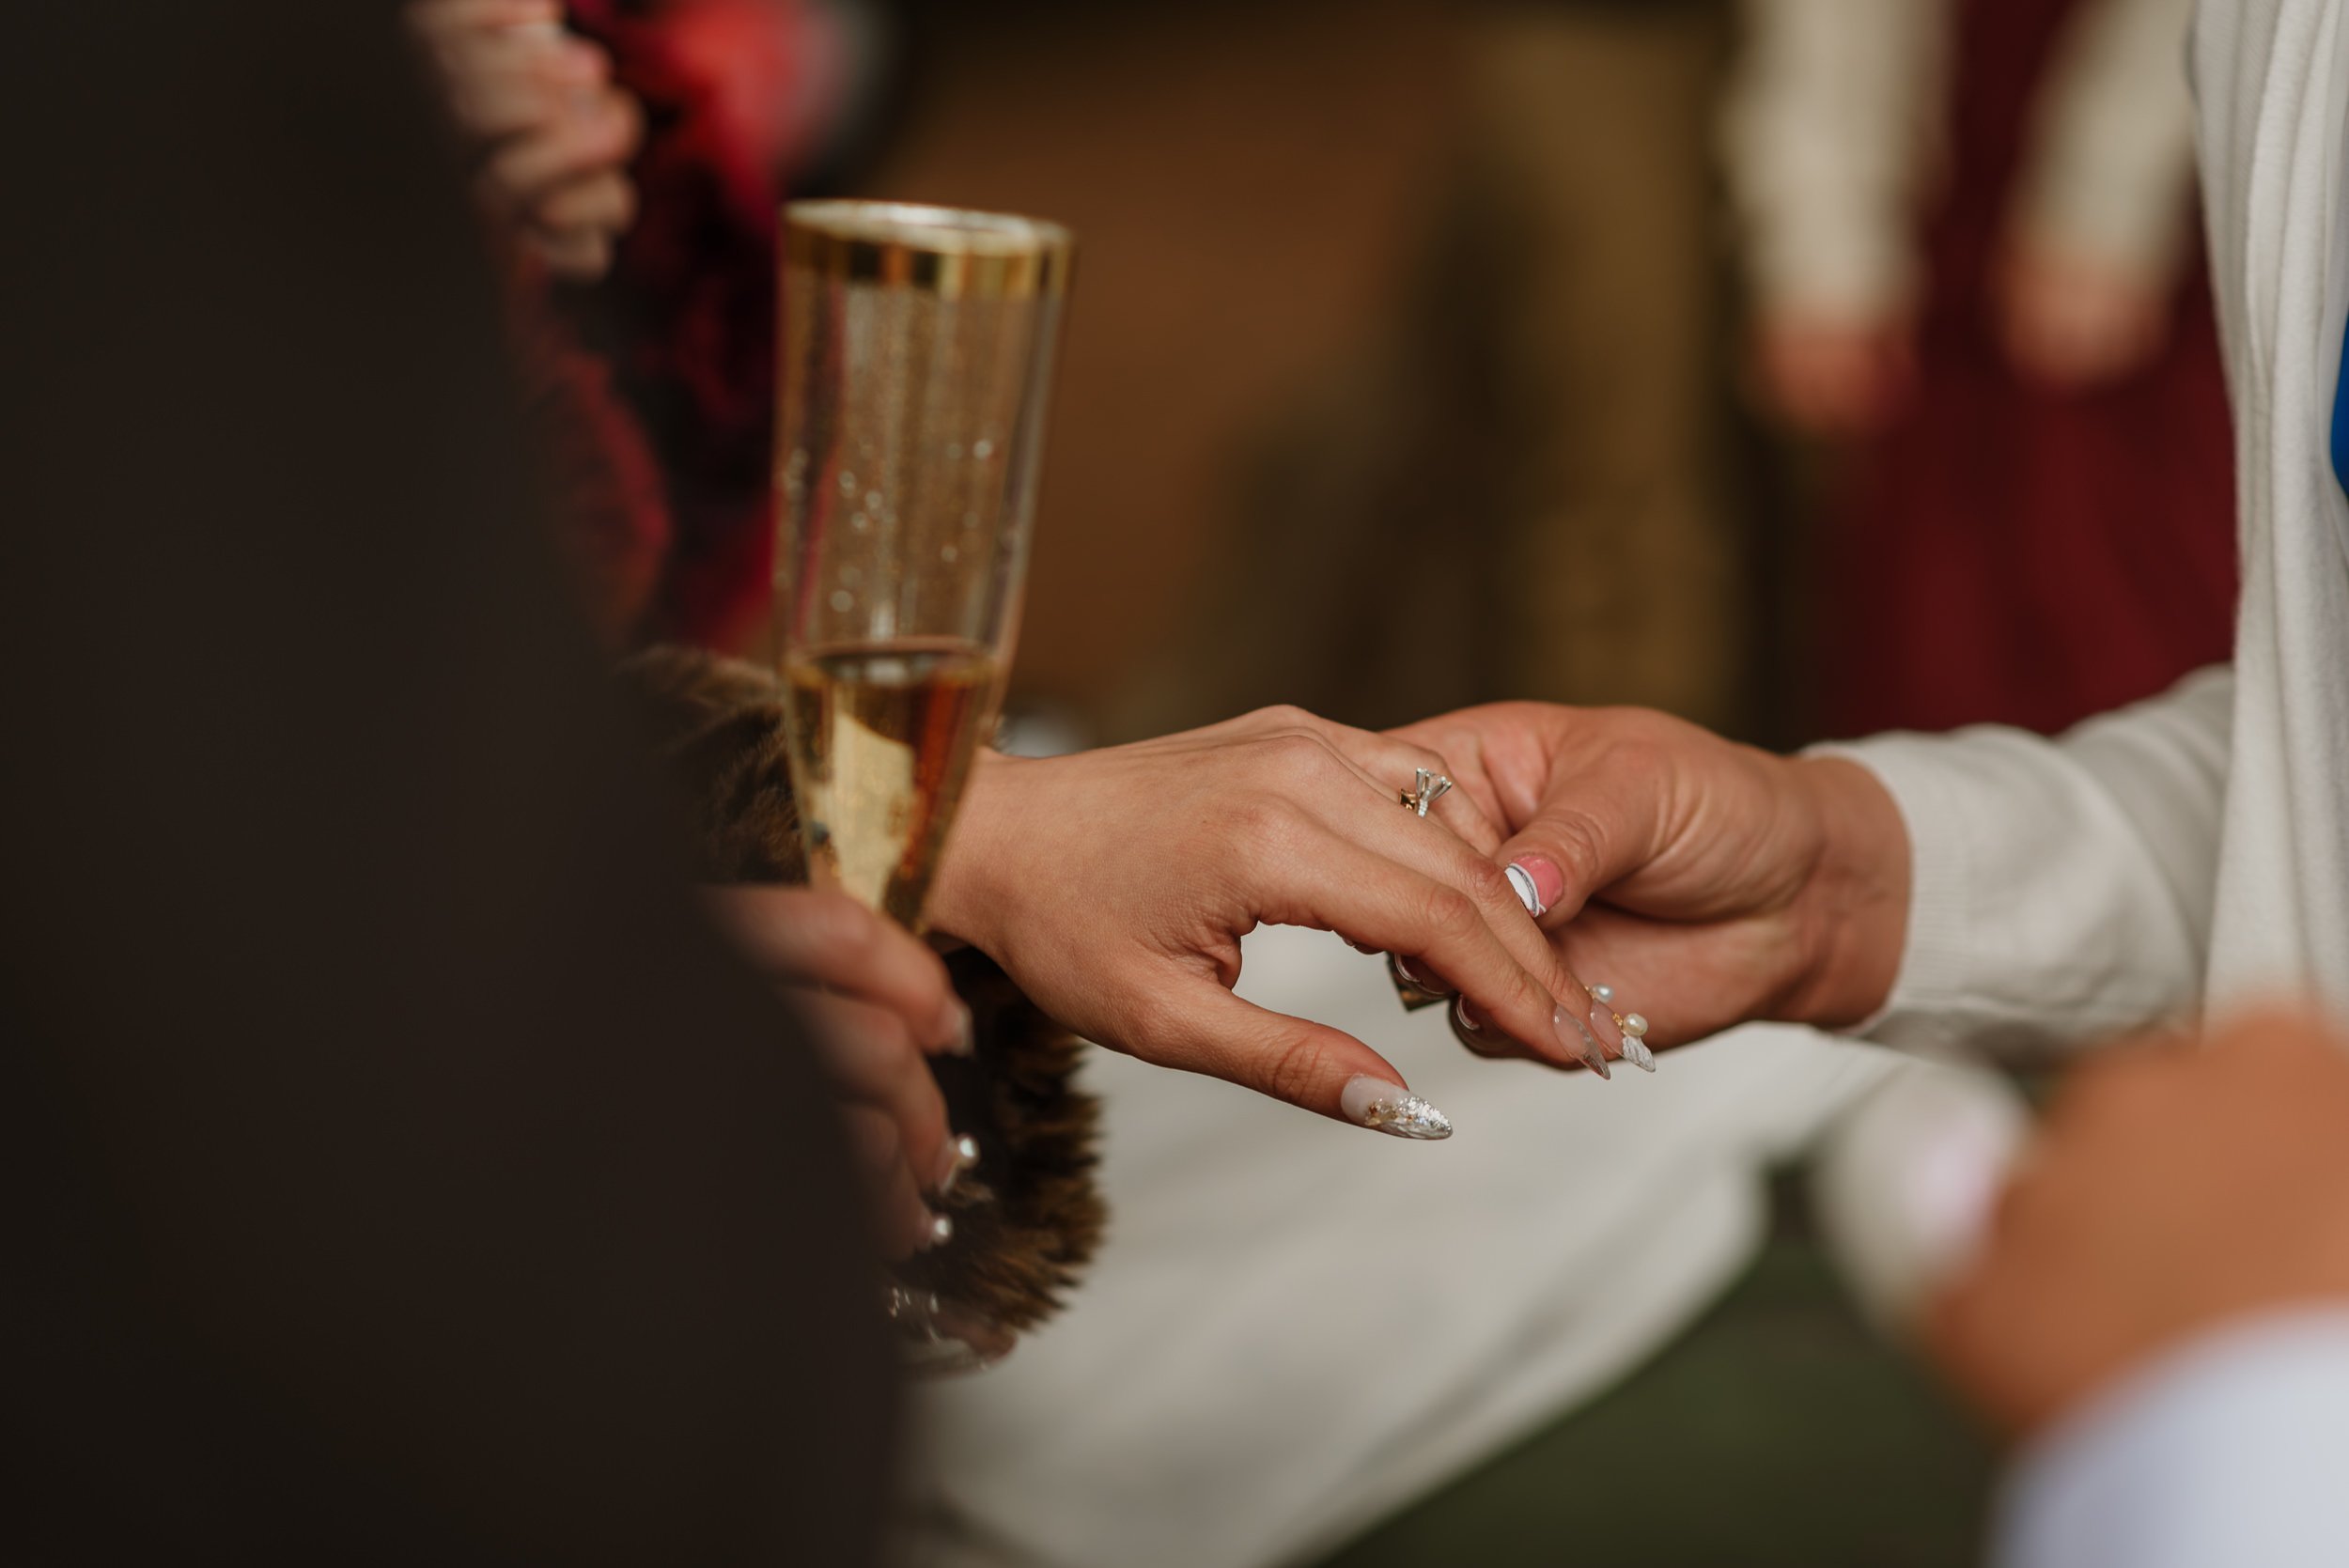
[410,0,900,655]
[1726,0,2237,736]
[1926,1008,2349,1567]
[1371,4,2349,1561]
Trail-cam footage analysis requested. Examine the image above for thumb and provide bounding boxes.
[1493,762,1658,930]
[1120,981,1455,1141]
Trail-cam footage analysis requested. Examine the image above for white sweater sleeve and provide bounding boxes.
[2009,0,2201,283]
[1998,1310,2349,1568]
[1721,0,1949,318]
[1822,666,2232,1058]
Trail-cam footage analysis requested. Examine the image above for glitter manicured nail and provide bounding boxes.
[1340,1075,1454,1141]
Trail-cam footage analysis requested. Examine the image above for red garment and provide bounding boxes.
[515,1,799,654]
[1823,0,2238,738]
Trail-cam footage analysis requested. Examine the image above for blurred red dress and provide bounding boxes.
[1823,0,2237,737]
[512,0,817,654]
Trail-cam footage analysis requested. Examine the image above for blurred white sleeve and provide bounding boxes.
[1721,0,1949,318]
[2008,0,2200,284]
[1998,1309,2349,1568]
[1818,665,2232,1059]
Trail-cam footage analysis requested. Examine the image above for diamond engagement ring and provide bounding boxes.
[1399,768,1454,817]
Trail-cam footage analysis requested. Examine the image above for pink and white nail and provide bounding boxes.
[1506,856,1566,919]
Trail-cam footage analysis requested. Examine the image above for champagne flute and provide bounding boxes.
[775,201,1074,931]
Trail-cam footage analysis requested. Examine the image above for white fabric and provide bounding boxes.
[896,925,1905,1568]
[1838,0,2349,1049]
[1722,0,1946,317]
[2012,0,2201,279]
[1998,1310,2349,1568]
[1722,0,2200,318]
[1806,1051,2030,1333]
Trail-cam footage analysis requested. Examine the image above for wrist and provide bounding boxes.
[1783,755,1911,1029]
[927,749,1023,955]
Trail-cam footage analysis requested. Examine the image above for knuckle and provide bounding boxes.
[1251,703,1316,734]
[1458,857,1514,909]
[1546,811,1610,893]
[1260,729,1339,783]
[1118,989,1194,1065]
[1226,793,1303,853]
[1257,1027,1338,1109]
[824,900,885,970]
[1406,742,1454,781]
[1418,885,1482,942]
[865,1004,922,1063]
[847,1110,901,1172]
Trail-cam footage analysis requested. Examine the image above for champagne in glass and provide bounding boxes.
[781,636,997,927]
[776,202,1073,931]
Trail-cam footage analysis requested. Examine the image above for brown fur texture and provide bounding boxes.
[620,645,1104,1338]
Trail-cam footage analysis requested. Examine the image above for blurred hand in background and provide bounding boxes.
[408,0,644,280]
[1751,304,1919,438]
[1994,238,2173,392]
[1927,1008,2349,1438]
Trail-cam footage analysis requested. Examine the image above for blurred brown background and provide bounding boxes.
[869,0,1476,731]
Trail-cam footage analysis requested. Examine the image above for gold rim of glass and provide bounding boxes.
[784,200,1075,300]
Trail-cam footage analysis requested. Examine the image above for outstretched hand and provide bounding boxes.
[1387,703,1912,1052]
[927,707,1633,1139]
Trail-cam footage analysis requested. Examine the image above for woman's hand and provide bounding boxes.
[704,885,972,1258]
[1388,703,1912,1053]
[407,0,644,281]
[927,707,1633,1139]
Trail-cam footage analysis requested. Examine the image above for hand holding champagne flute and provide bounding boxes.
[775,205,1629,1154]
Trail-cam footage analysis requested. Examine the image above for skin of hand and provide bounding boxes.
[1386,703,1913,1051]
[925,706,1632,1131]
[1994,238,2171,391]
[703,885,971,1259]
[1927,1008,2349,1438]
[406,0,644,281]
[1751,303,1919,438]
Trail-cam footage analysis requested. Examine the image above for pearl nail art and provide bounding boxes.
[1341,1075,1455,1140]
[1585,984,1657,1073]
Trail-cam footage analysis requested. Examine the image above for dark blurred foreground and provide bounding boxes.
[3,8,891,1561]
